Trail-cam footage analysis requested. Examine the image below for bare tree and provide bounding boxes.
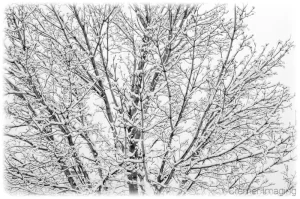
[4,4,295,195]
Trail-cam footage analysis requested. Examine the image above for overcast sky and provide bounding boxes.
[249,2,297,129]
[243,2,295,92]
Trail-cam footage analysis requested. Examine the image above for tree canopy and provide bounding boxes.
[4,4,295,195]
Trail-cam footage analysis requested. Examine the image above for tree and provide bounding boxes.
[4,3,295,195]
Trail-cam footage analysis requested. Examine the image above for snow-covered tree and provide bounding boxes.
[4,4,295,195]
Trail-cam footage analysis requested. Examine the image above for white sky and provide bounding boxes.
[245,2,296,93]
[0,0,299,198]
[246,2,296,126]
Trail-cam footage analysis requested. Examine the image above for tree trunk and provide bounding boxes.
[128,172,138,194]
[127,127,142,194]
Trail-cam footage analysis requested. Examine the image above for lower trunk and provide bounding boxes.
[127,127,142,195]
[128,171,138,194]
